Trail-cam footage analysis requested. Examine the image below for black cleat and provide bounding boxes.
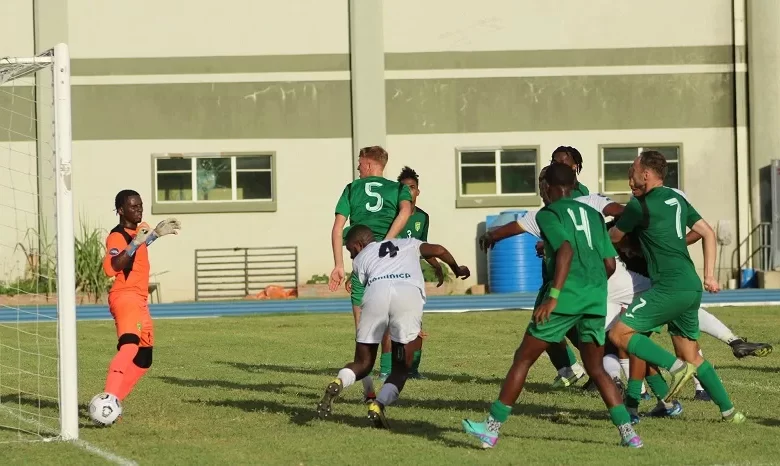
[729,339,773,359]
[694,389,712,402]
[581,378,598,392]
[612,377,626,400]
[367,401,390,429]
[316,379,343,419]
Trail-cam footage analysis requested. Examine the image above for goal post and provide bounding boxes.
[0,43,78,441]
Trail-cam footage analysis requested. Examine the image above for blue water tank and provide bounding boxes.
[486,210,543,293]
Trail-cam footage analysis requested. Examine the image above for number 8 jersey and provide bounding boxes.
[352,238,427,300]
[335,176,413,241]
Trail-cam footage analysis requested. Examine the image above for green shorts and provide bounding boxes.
[528,312,606,346]
[620,288,702,340]
[350,271,365,307]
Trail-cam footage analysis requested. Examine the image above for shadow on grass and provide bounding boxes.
[216,361,562,395]
[156,376,311,395]
[715,364,780,375]
[0,393,102,430]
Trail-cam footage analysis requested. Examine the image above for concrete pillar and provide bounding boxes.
[33,0,69,241]
[747,0,780,269]
[732,0,750,272]
[348,0,386,177]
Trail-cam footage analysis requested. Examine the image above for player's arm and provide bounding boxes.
[330,186,352,289]
[602,202,625,218]
[103,228,150,275]
[535,210,573,322]
[419,242,470,279]
[609,198,641,243]
[384,184,414,240]
[685,230,702,245]
[417,212,445,284]
[600,221,618,279]
[686,202,719,292]
[479,222,526,252]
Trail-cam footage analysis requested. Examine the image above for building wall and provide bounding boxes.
[1,0,742,300]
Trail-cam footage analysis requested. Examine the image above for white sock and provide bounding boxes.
[558,366,573,378]
[603,354,622,379]
[694,349,706,391]
[670,359,685,372]
[698,308,738,344]
[377,382,400,407]
[619,358,630,380]
[337,368,356,389]
[362,375,375,396]
[571,362,585,376]
[641,382,648,395]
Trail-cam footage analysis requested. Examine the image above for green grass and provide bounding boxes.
[1,306,779,465]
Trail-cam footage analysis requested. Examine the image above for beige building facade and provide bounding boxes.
[1,0,778,301]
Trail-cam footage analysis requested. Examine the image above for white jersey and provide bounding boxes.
[352,238,426,299]
[518,194,616,238]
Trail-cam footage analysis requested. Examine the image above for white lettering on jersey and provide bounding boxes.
[518,194,615,240]
[352,238,426,299]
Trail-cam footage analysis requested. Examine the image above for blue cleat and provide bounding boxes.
[648,400,683,418]
[462,419,499,449]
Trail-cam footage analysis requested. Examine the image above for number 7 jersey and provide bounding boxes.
[335,176,413,241]
[352,238,427,300]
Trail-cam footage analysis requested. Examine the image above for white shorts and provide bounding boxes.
[606,265,651,330]
[356,282,424,345]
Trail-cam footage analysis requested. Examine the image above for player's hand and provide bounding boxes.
[478,231,496,252]
[418,330,429,339]
[535,241,545,258]
[434,266,445,287]
[454,265,470,280]
[154,218,181,237]
[132,224,152,246]
[345,279,352,293]
[329,266,345,292]
[534,298,557,324]
[704,276,720,294]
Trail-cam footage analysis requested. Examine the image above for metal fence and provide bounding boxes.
[194,247,298,301]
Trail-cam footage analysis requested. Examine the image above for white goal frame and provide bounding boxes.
[0,43,78,440]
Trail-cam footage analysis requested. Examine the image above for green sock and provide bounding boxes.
[410,350,422,373]
[625,379,642,409]
[627,334,677,370]
[695,361,734,412]
[645,373,669,400]
[379,352,392,374]
[608,405,632,426]
[489,400,512,423]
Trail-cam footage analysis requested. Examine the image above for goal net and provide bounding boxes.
[0,44,77,442]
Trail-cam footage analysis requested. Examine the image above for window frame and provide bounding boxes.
[151,151,277,214]
[455,145,541,208]
[598,143,683,200]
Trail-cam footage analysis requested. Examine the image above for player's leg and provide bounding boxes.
[104,294,143,402]
[669,299,745,422]
[115,299,154,401]
[584,302,624,392]
[378,330,392,381]
[369,284,423,428]
[609,289,696,402]
[644,363,684,418]
[409,329,425,379]
[462,314,570,449]
[350,274,376,400]
[698,307,773,358]
[577,315,642,448]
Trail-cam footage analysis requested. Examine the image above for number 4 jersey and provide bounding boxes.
[352,238,427,300]
[335,176,413,241]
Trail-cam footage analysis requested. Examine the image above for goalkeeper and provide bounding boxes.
[101,189,180,409]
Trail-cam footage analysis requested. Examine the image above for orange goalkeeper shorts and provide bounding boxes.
[108,293,154,347]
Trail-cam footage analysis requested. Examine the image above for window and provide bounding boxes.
[456,147,540,208]
[601,145,681,195]
[152,152,276,214]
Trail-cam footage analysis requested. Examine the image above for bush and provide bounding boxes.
[75,221,112,302]
[421,259,452,283]
[306,274,329,285]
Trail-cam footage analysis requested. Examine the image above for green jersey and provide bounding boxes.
[615,186,702,290]
[335,176,413,240]
[398,207,429,241]
[572,181,589,198]
[536,198,616,315]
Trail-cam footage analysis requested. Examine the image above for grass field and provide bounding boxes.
[1,306,779,465]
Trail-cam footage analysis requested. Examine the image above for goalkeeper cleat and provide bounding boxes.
[462,419,499,449]
[664,362,696,403]
[367,401,390,429]
[730,339,773,359]
[316,379,343,419]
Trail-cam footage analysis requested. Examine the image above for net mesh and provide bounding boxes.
[0,54,61,441]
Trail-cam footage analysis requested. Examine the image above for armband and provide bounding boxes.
[549,288,560,299]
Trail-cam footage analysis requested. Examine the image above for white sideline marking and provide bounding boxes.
[0,404,137,465]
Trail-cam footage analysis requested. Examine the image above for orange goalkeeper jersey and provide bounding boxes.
[102,225,150,297]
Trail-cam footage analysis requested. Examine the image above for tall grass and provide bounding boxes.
[2,220,111,302]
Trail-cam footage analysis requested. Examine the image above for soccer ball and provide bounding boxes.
[89,392,122,426]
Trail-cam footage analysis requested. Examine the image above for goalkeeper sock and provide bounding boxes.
[104,344,139,397]
[115,363,149,401]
